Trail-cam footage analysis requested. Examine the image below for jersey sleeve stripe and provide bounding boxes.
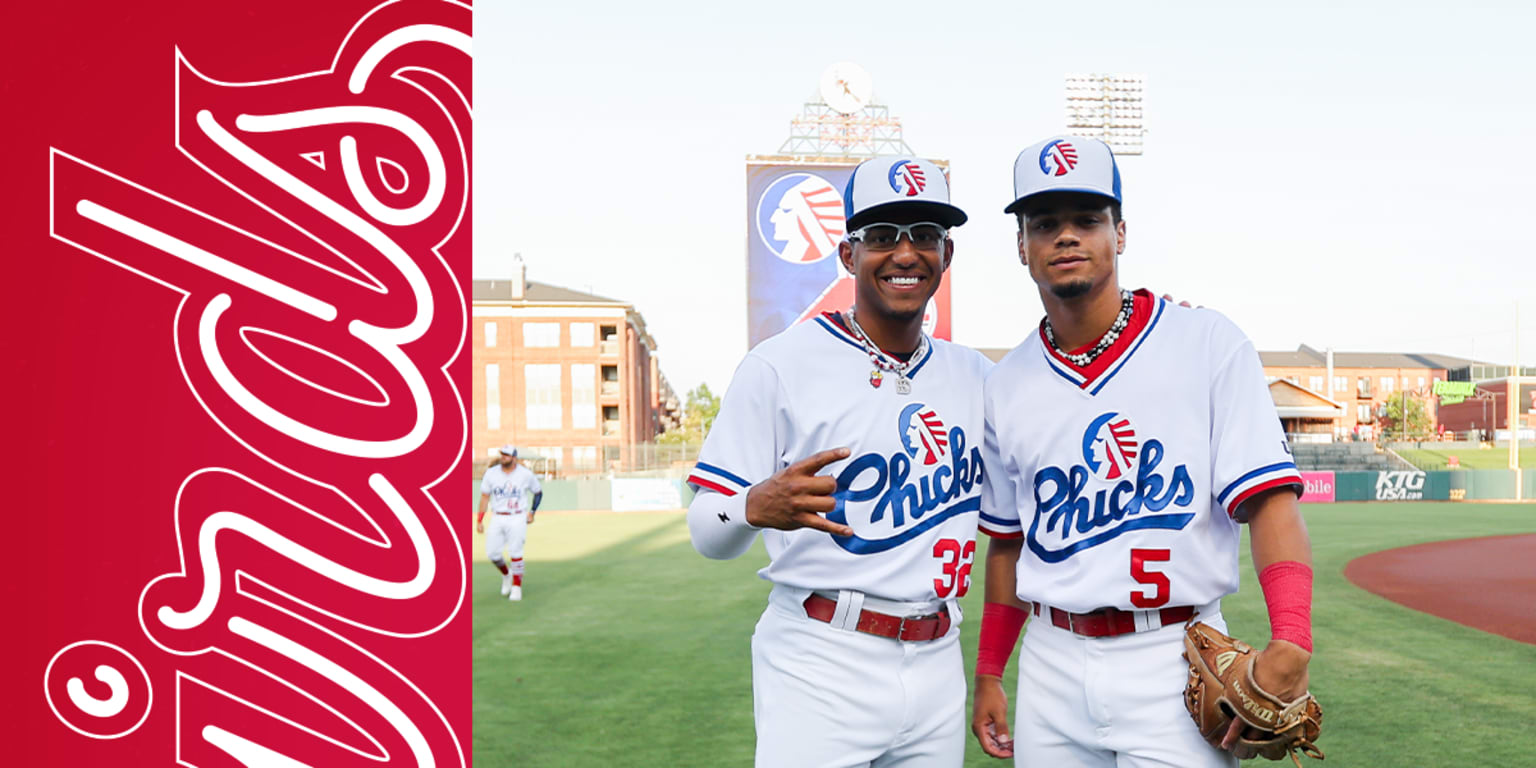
[693,461,750,488]
[1225,476,1304,517]
[979,510,1020,527]
[979,525,1023,539]
[1216,461,1299,505]
[687,475,738,497]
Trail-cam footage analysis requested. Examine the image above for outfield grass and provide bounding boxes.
[473,503,1536,767]
[1396,447,1536,470]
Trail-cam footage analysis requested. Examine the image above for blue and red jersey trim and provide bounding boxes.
[1218,462,1303,518]
[1039,289,1164,395]
[687,461,751,497]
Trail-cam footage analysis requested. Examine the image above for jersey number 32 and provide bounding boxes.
[932,539,976,598]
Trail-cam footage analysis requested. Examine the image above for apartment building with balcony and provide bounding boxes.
[473,258,680,475]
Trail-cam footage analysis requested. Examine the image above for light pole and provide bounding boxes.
[1065,73,1146,155]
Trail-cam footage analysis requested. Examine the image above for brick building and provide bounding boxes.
[1259,345,1482,440]
[473,258,680,475]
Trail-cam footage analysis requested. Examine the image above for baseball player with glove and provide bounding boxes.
[971,136,1321,767]
[687,156,992,766]
[477,445,541,601]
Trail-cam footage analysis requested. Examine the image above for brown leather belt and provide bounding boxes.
[1032,602,1194,638]
[803,594,952,642]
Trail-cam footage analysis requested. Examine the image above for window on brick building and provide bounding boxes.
[570,322,595,347]
[484,322,497,348]
[523,322,560,348]
[1309,376,1323,393]
[1381,377,1393,394]
[524,364,562,429]
[1357,377,1371,398]
[571,364,596,429]
[485,364,501,431]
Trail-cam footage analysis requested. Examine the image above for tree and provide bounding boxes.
[1381,394,1430,440]
[657,383,720,445]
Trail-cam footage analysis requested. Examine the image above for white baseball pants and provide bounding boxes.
[1011,601,1236,768]
[485,511,527,562]
[750,584,966,768]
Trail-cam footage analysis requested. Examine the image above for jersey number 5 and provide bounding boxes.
[1129,548,1171,608]
[932,539,976,598]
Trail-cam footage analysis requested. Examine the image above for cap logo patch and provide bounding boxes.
[1038,140,1079,177]
[888,160,927,197]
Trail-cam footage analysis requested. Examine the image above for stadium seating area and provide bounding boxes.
[1288,442,1415,472]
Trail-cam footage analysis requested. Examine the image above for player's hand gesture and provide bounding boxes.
[475,521,484,535]
[745,448,855,537]
[971,674,1014,758]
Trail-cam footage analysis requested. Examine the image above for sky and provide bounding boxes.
[476,0,1536,397]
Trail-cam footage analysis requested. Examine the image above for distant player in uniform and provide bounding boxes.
[971,136,1316,767]
[477,445,541,601]
[688,156,991,767]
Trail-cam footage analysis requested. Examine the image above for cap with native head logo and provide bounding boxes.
[1004,135,1122,214]
[844,156,968,231]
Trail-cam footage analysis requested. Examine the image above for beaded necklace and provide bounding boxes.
[1044,289,1134,367]
[845,309,928,394]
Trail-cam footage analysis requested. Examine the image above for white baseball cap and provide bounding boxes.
[1004,136,1122,214]
[498,444,518,457]
[843,156,967,231]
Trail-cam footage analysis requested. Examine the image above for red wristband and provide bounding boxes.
[1258,561,1313,652]
[975,602,1028,678]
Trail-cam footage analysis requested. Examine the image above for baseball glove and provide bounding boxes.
[1182,620,1324,767]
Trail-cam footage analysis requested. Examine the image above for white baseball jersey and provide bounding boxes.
[481,463,540,515]
[688,313,993,602]
[981,291,1301,614]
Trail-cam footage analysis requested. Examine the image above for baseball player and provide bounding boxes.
[477,445,541,601]
[970,136,1315,767]
[687,156,991,767]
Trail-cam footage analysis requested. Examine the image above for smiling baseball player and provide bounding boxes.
[971,136,1315,767]
[687,155,991,767]
[477,445,541,601]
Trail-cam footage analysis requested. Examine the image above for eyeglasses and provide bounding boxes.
[848,222,948,251]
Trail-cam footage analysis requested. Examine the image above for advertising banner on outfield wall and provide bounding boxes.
[1300,472,1336,502]
[745,159,954,348]
[2,3,472,764]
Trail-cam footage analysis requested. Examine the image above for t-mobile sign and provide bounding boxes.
[1300,472,1336,503]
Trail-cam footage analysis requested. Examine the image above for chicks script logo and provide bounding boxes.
[1028,412,1195,563]
[826,403,983,555]
[887,160,926,196]
[1039,139,1078,176]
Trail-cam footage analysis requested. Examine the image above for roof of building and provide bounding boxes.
[473,279,624,304]
[1258,344,1482,371]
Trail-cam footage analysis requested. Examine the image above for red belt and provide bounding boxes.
[803,594,951,642]
[1032,602,1194,638]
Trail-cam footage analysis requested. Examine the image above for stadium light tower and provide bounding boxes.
[1065,73,1146,155]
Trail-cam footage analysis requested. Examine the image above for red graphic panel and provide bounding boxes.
[1,2,472,765]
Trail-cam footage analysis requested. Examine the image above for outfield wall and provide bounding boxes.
[1303,469,1536,502]
[521,469,1536,511]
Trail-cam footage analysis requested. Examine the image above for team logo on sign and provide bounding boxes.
[888,160,927,197]
[899,402,949,466]
[1081,411,1138,480]
[756,172,846,264]
[1038,139,1079,176]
